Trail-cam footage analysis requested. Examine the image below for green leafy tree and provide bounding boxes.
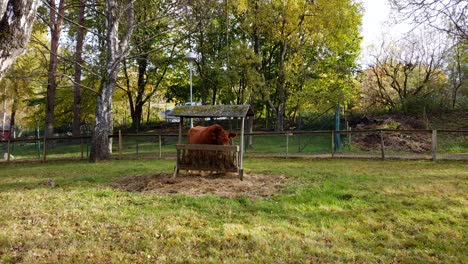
[1,29,48,131]
[118,0,182,130]
[232,0,362,130]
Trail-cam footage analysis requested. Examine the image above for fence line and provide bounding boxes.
[1,129,467,163]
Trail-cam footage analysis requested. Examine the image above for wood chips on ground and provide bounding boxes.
[111,173,292,198]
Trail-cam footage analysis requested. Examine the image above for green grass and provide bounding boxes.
[0,158,466,263]
[243,134,332,154]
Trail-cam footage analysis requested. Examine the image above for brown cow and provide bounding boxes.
[188,124,236,145]
[185,124,237,175]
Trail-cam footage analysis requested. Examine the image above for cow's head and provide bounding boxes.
[211,125,237,145]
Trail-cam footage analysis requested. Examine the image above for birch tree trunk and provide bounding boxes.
[0,0,38,79]
[90,0,134,161]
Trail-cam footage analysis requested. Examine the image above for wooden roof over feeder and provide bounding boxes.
[168,105,254,118]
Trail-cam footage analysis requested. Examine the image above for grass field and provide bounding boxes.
[0,158,467,263]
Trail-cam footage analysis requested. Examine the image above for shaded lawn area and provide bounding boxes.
[0,158,466,263]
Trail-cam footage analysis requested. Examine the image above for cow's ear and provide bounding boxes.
[228,132,237,139]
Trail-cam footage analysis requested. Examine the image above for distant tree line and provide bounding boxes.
[0,0,466,161]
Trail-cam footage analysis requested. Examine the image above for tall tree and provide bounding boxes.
[446,40,467,109]
[90,0,134,161]
[72,0,86,136]
[119,0,182,130]
[186,0,228,105]
[0,0,39,79]
[233,0,361,131]
[44,0,66,137]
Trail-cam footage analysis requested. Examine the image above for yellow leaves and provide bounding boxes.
[232,0,248,13]
[319,73,328,78]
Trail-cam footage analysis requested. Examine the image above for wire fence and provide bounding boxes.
[1,129,467,163]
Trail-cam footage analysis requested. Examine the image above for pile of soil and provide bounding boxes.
[351,116,431,153]
[111,173,292,198]
[355,132,431,153]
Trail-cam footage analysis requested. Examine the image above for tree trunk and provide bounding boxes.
[90,79,115,161]
[0,0,38,79]
[45,0,66,137]
[146,101,150,125]
[90,0,134,161]
[275,41,287,132]
[72,0,85,136]
[9,92,16,135]
[131,104,143,131]
[131,56,148,130]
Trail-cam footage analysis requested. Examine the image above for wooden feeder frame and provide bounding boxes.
[168,105,254,180]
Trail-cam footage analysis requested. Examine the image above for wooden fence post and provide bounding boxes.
[432,130,437,161]
[80,136,84,159]
[158,132,162,158]
[331,130,335,158]
[348,127,352,148]
[380,130,385,160]
[6,138,11,163]
[285,133,293,158]
[118,130,122,160]
[42,135,47,162]
[136,135,140,159]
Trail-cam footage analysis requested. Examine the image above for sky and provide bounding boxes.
[359,0,412,65]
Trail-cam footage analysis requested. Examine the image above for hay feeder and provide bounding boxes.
[168,105,254,180]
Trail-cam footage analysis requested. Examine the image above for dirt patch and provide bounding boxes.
[111,173,293,198]
[354,132,431,153]
[351,116,431,153]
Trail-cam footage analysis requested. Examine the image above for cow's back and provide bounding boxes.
[188,124,233,145]
[188,126,212,144]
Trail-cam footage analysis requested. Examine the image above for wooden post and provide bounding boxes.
[432,130,437,161]
[173,149,180,178]
[348,124,352,148]
[331,130,335,158]
[240,117,245,180]
[248,116,253,148]
[42,135,47,162]
[178,117,183,144]
[6,138,11,163]
[380,130,385,160]
[118,130,122,160]
[158,132,162,159]
[136,136,139,159]
[285,133,293,158]
[80,136,84,159]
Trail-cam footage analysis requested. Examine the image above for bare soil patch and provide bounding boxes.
[351,116,431,153]
[111,173,293,198]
